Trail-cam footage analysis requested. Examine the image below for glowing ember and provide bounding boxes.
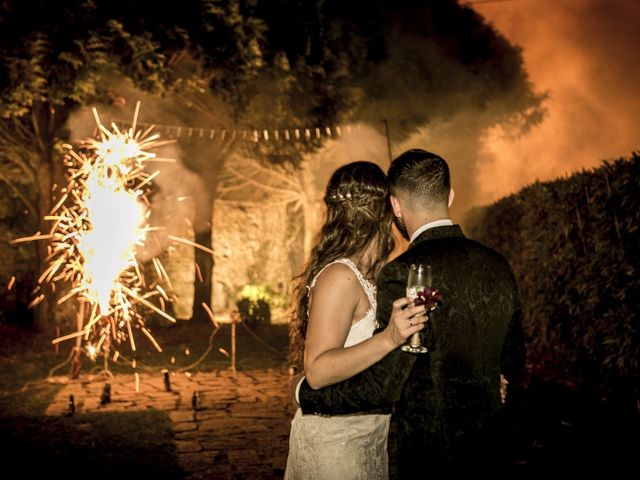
[86,343,98,361]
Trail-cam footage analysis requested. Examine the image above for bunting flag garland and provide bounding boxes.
[111,119,359,143]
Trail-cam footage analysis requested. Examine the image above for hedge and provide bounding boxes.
[467,153,639,396]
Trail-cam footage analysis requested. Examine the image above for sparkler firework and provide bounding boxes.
[12,104,211,362]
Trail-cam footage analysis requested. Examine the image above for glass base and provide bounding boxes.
[401,344,428,354]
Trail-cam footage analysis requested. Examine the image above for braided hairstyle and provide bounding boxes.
[289,161,395,368]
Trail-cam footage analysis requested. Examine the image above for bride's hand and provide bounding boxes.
[384,297,428,348]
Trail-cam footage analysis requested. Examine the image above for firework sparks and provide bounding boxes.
[11,104,208,364]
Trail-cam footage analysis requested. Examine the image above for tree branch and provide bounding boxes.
[30,103,49,155]
[215,197,300,208]
[232,156,301,190]
[0,145,38,186]
[224,164,298,197]
[0,168,37,214]
[253,161,301,189]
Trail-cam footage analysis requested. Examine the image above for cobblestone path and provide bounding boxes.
[45,368,296,479]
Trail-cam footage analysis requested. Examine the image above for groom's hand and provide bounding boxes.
[500,374,508,404]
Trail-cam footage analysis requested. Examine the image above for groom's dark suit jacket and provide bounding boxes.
[298,225,525,475]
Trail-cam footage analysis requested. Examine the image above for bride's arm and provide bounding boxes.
[304,264,425,389]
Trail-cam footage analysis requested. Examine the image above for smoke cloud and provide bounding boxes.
[340,1,546,221]
[474,0,640,203]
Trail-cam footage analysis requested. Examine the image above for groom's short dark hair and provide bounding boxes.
[387,149,451,208]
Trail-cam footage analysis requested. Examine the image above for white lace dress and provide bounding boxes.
[284,258,391,480]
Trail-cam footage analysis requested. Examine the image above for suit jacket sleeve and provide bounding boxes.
[500,276,526,383]
[299,261,417,415]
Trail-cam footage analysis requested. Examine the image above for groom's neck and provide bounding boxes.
[406,211,451,238]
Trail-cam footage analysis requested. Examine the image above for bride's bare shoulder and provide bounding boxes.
[312,262,360,292]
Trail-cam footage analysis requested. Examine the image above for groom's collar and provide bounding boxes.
[409,219,454,243]
[410,222,465,247]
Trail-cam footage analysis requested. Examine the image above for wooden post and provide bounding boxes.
[382,119,393,166]
[54,325,60,354]
[230,310,238,378]
[71,301,85,379]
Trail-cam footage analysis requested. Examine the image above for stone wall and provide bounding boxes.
[159,237,195,321]
[211,200,305,323]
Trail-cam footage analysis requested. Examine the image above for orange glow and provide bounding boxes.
[473,0,640,202]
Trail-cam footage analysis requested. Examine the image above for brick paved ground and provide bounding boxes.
[41,366,640,478]
[45,368,296,479]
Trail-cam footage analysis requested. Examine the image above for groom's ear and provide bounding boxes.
[390,195,402,217]
[448,188,455,208]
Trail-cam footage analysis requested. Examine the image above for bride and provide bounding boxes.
[285,161,427,479]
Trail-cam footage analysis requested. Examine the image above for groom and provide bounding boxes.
[297,149,525,475]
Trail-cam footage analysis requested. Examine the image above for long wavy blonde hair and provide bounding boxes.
[289,161,395,367]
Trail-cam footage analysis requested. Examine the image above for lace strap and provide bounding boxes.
[308,258,376,306]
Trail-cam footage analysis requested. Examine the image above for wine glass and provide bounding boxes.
[401,263,430,353]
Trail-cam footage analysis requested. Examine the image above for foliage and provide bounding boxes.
[0,170,38,326]
[347,0,545,136]
[236,283,286,327]
[468,153,640,393]
[0,0,545,159]
[238,0,546,161]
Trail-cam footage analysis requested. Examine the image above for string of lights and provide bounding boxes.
[112,119,364,143]
[466,0,523,5]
